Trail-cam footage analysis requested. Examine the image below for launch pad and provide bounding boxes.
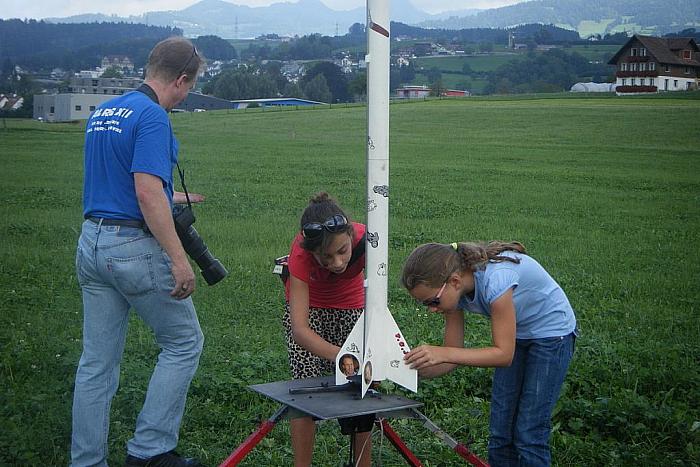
[218,376,488,467]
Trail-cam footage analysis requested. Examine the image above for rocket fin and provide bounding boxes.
[362,307,417,394]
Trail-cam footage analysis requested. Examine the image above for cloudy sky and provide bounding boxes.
[2,0,526,19]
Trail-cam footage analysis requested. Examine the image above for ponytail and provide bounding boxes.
[400,241,526,291]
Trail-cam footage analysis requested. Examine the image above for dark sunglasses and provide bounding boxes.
[421,282,447,307]
[177,46,198,78]
[302,214,348,239]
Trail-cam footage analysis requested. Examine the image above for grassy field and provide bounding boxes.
[412,54,518,93]
[2,93,700,466]
[410,73,488,93]
[413,54,517,73]
[568,44,620,62]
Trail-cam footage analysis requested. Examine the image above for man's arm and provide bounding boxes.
[134,172,195,299]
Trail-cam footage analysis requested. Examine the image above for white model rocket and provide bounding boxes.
[335,0,418,397]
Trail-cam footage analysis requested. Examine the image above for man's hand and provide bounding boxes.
[404,345,449,370]
[170,257,196,299]
[173,191,205,204]
[135,173,197,301]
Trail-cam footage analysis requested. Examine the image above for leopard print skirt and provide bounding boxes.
[283,303,364,379]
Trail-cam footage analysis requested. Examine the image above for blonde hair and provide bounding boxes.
[400,241,526,290]
[145,36,205,83]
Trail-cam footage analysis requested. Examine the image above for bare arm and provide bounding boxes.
[173,191,205,204]
[134,172,194,299]
[288,275,340,361]
[405,289,517,375]
[413,310,465,378]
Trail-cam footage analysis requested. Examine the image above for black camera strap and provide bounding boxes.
[176,163,193,211]
[135,84,193,211]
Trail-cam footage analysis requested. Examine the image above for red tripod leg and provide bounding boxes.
[376,419,423,467]
[411,409,489,467]
[219,406,289,467]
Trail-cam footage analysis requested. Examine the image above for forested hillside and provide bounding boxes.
[0,20,180,71]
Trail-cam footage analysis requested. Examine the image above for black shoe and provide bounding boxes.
[125,450,204,467]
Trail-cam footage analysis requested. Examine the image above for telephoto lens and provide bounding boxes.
[172,205,228,285]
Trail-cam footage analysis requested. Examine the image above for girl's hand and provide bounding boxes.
[404,345,448,370]
[173,191,205,204]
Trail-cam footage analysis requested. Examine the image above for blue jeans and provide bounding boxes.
[71,220,204,467]
[488,333,575,467]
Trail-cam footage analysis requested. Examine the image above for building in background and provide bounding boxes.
[101,55,135,75]
[33,93,117,122]
[609,35,700,95]
[395,85,431,98]
[395,86,470,98]
[34,76,143,122]
[68,77,144,96]
[0,94,24,111]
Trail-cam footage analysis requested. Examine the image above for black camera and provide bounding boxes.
[172,204,228,285]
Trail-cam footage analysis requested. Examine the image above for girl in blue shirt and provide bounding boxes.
[401,241,576,467]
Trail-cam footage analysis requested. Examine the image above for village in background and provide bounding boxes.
[1,0,698,121]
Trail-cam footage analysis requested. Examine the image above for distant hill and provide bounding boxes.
[392,22,580,44]
[42,0,700,38]
[419,0,700,37]
[45,0,431,39]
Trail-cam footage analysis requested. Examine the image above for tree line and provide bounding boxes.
[484,48,613,94]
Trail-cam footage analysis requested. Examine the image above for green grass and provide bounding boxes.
[411,73,487,92]
[568,44,620,62]
[2,94,700,466]
[413,54,517,73]
[576,19,617,38]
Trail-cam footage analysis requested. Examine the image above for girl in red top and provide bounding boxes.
[283,192,370,467]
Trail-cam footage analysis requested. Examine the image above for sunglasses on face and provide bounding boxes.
[177,46,198,78]
[302,214,348,239]
[421,281,447,307]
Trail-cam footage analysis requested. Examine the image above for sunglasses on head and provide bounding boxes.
[421,281,447,307]
[177,46,198,78]
[302,214,348,239]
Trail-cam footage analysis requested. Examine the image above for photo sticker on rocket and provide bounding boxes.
[339,354,360,377]
[373,185,389,197]
[363,361,373,384]
[367,232,379,248]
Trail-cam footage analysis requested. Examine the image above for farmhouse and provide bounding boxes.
[395,85,430,98]
[608,34,700,95]
[0,94,24,111]
[395,86,470,99]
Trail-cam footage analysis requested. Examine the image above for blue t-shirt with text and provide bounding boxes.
[83,90,178,220]
[457,250,577,339]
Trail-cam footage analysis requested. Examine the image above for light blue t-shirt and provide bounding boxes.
[83,90,177,220]
[457,250,577,339]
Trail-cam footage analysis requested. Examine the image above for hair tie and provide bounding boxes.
[451,242,458,251]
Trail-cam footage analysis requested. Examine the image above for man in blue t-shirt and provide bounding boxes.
[72,37,205,467]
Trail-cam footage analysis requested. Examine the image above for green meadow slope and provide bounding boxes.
[2,94,699,465]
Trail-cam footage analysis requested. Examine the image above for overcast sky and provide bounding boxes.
[2,0,527,20]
